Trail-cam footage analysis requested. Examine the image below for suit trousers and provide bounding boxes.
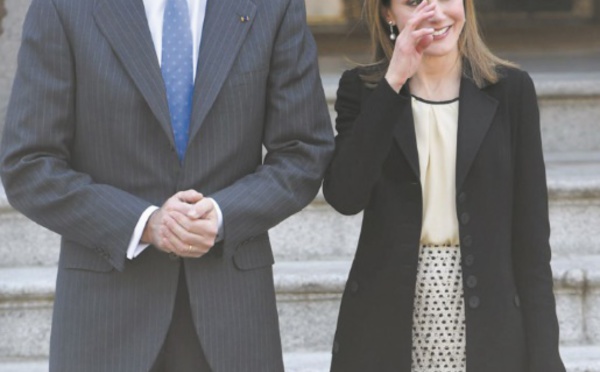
[150,262,211,372]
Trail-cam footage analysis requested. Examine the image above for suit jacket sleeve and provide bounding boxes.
[210,0,334,247]
[0,0,151,271]
[511,71,565,371]
[323,70,411,215]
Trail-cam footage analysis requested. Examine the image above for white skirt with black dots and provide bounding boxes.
[411,245,466,372]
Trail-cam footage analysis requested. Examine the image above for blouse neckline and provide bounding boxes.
[411,95,459,105]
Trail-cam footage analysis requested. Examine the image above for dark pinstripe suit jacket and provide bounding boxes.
[0,0,334,370]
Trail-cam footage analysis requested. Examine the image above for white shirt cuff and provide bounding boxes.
[127,206,160,260]
[208,197,224,242]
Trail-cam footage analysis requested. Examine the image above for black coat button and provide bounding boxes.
[464,254,475,266]
[333,341,340,354]
[460,212,470,225]
[168,252,180,261]
[466,275,478,288]
[349,280,359,294]
[462,235,473,247]
[458,192,467,203]
[514,294,521,308]
[468,296,480,309]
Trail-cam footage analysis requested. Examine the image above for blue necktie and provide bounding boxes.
[162,0,193,162]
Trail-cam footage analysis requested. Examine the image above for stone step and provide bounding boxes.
[1,155,599,267]
[1,346,600,372]
[270,155,600,261]
[1,256,599,359]
[322,71,600,153]
[275,257,600,352]
[283,346,600,372]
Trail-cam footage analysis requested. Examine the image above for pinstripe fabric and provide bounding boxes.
[0,0,334,370]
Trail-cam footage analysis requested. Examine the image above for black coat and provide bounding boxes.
[324,67,565,372]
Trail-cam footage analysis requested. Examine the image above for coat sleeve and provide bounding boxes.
[323,70,411,215]
[0,0,151,272]
[511,71,566,371]
[210,0,334,248]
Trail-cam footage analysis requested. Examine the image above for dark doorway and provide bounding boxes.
[0,0,6,36]
[497,0,573,12]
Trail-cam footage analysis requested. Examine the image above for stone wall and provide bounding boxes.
[0,0,29,135]
[0,0,6,35]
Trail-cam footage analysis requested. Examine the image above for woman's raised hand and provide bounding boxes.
[385,1,436,92]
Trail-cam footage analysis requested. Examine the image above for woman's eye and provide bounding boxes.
[407,0,424,6]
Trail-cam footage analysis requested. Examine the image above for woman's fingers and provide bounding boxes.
[412,27,435,48]
[405,3,436,32]
[412,27,434,40]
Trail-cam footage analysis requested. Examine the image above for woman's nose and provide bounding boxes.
[428,2,445,22]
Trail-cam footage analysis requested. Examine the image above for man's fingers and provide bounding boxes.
[162,217,210,258]
[166,212,198,242]
[169,234,212,258]
[176,189,203,204]
[162,191,200,215]
[187,197,215,219]
[170,211,218,240]
[166,211,217,247]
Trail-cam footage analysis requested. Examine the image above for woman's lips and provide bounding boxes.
[432,25,451,40]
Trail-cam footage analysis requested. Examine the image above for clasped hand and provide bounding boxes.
[142,190,218,258]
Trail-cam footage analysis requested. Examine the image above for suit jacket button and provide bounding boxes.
[168,252,180,261]
[466,275,478,288]
[333,341,340,354]
[348,280,359,294]
[460,212,470,225]
[462,235,473,247]
[468,296,480,309]
[514,294,521,308]
[458,192,467,204]
[464,254,475,266]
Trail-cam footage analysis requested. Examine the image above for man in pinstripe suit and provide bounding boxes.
[0,0,333,370]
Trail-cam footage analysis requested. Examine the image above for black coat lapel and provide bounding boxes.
[94,0,173,145]
[456,77,499,190]
[393,86,421,179]
[188,0,257,142]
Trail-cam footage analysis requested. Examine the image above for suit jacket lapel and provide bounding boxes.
[94,0,173,145]
[456,77,498,191]
[393,86,421,179]
[188,0,257,142]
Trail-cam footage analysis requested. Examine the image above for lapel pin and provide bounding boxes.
[240,15,250,23]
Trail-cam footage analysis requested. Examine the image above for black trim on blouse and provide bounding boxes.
[411,95,459,105]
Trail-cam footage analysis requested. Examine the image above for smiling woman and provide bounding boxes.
[325,0,566,371]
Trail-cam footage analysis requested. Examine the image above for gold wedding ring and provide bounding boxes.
[188,245,193,252]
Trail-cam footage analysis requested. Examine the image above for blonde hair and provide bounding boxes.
[361,0,516,87]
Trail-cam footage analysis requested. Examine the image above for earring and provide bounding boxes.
[388,21,397,41]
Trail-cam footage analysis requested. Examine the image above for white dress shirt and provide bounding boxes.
[127,0,223,259]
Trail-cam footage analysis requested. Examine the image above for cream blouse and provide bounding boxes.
[411,96,460,246]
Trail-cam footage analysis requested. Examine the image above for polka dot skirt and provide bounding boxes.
[411,245,466,372]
